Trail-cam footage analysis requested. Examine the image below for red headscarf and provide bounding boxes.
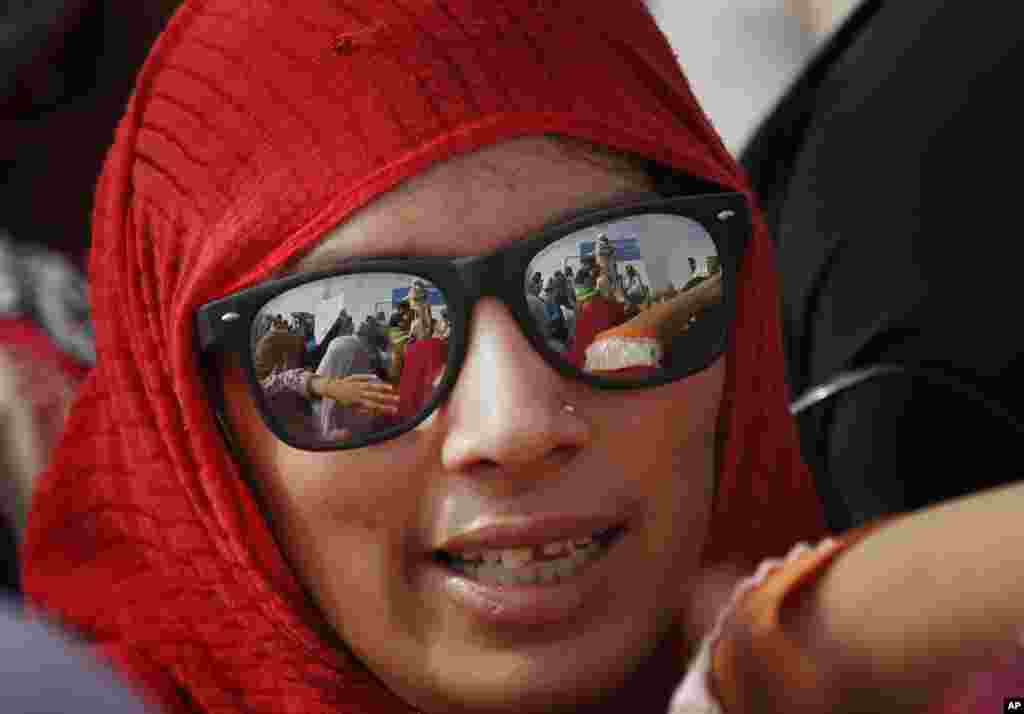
[22,1,825,711]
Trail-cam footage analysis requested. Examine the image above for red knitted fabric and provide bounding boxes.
[21,1,826,712]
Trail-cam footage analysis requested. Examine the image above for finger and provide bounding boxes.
[363,399,400,413]
[360,404,398,416]
[357,388,397,403]
[362,395,400,411]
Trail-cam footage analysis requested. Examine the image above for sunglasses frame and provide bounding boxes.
[195,191,751,451]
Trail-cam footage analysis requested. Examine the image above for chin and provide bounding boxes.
[409,671,629,714]
[395,629,673,714]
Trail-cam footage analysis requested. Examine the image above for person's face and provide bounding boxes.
[219,136,723,713]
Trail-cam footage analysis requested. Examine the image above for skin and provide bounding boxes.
[220,136,725,713]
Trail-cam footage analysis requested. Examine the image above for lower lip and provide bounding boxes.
[425,528,628,627]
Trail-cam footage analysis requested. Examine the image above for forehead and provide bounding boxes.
[290,137,655,272]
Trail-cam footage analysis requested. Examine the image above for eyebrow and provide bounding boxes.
[285,187,663,277]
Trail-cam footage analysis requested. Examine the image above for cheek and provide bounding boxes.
[219,361,420,562]
[608,358,724,470]
[604,359,724,552]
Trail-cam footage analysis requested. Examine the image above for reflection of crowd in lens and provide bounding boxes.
[251,246,724,442]
[253,279,457,444]
[531,238,725,376]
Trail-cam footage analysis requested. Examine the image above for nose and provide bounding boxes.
[440,298,592,474]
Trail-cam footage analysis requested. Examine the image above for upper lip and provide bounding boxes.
[434,514,627,555]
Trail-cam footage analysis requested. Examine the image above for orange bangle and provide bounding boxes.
[709,518,898,712]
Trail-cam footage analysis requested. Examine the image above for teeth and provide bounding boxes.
[542,541,568,556]
[537,562,559,583]
[501,547,533,568]
[449,538,611,586]
[464,537,594,566]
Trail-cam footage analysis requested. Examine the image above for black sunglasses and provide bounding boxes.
[196,192,750,451]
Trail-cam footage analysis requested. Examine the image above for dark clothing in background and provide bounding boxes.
[1,521,16,596]
[2,1,182,268]
[742,0,1024,531]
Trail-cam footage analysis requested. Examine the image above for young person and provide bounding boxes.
[20,2,1020,714]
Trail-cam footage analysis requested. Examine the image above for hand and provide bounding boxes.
[313,375,399,416]
[678,556,865,714]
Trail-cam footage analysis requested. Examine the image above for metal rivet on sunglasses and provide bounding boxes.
[717,210,736,221]
[221,312,241,323]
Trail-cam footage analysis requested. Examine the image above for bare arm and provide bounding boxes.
[617,271,722,341]
[308,374,398,415]
[791,479,1024,711]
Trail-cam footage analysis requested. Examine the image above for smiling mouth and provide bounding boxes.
[433,526,626,586]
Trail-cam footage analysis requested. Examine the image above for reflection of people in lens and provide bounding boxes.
[623,264,648,307]
[397,285,449,421]
[316,335,391,438]
[396,335,447,421]
[387,301,414,383]
[255,327,316,433]
[308,306,354,369]
[434,309,451,340]
[584,270,723,376]
[682,256,708,292]
[567,267,627,368]
[256,325,398,438]
[408,280,435,341]
[595,234,626,302]
[543,279,569,349]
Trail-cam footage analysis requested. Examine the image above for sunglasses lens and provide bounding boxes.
[525,213,725,382]
[251,273,449,448]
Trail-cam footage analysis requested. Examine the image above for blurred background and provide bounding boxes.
[648,0,862,151]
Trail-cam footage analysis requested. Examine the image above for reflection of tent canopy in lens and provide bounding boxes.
[314,294,346,345]
[391,286,445,306]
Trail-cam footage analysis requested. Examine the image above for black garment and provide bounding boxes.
[1,516,17,597]
[741,0,1023,531]
[3,1,180,268]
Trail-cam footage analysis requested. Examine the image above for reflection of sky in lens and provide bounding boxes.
[528,214,717,293]
[261,273,445,342]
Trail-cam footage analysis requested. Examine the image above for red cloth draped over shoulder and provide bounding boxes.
[20,1,825,712]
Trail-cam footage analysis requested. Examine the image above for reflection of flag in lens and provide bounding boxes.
[706,255,720,274]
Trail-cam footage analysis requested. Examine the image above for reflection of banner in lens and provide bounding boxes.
[391,287,445,306]
[579,238,641,261]
[314,294,345,345]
